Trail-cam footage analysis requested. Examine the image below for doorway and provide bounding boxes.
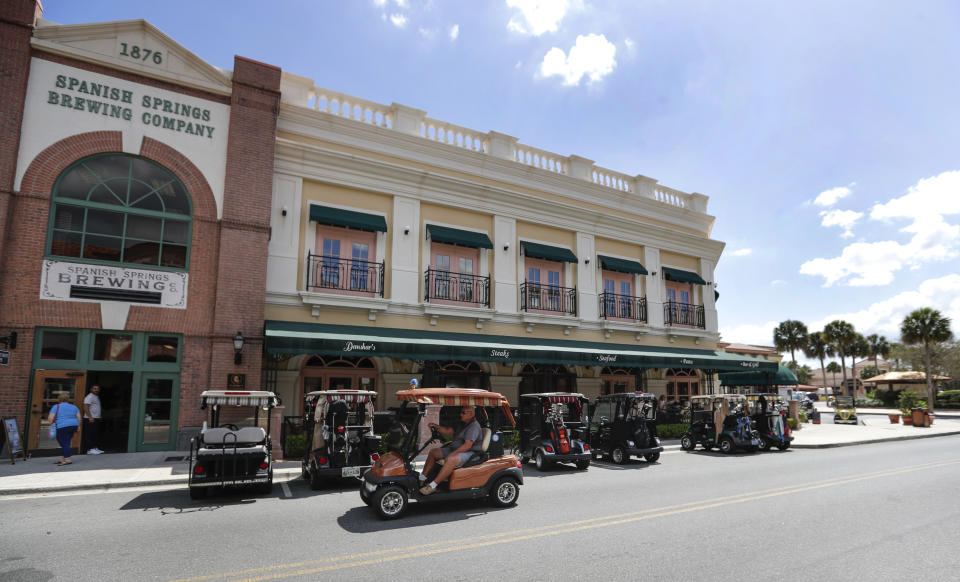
[29,370,87,453]
[86,371,133,453]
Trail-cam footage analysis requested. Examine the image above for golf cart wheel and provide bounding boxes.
[644,452,660,463]
[534,450,550,471]
[719,436,734,454]
[777,442,790,451]
[309,467,324,490]
[189,486,207,500]
[756,438,770,452]
[372,485,408,520]
[680,435,695,451]
[611,447,627,465]
[256,473,274,494]
[576,460,590,470]
[489,477,520,507]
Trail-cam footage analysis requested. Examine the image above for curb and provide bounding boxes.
[790,429,960,449]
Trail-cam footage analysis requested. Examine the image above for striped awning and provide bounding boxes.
[200,390,279,407]
[305,390,378,404]
[520,393,585,404]
[397,388,516,426]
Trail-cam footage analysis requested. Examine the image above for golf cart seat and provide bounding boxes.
[197,426,268,455]
[437,427,493,468]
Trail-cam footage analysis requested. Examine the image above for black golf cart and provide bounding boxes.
[745,393,793,451]
[833,395,858,425]
[517,392,591,471]
[680,394,760,454]
[302,390,381,489]
[360,388,523,520]
[587,392,663,464]
[188,390,279,499]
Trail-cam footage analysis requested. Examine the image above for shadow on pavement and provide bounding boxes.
[119,487,278,514]
[337,499,513,533]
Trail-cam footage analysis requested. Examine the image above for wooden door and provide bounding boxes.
[29,370,86,451]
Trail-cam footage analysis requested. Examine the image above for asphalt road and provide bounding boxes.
[2,437,959,582]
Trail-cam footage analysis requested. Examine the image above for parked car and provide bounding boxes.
[680,394,760,454]
[360,387,523,520]
[302,390,380,489]
[588,392,663,464]
[832,395,858,425]
[517,392,591,471]
[745,393,793,451]
[188,390,279,499]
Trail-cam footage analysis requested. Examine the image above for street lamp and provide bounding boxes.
[233,331,244,365]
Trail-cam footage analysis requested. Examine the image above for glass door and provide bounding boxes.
[29,370,86,452]
[133,373,180,451]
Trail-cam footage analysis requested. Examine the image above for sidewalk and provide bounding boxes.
[2,408,959,496]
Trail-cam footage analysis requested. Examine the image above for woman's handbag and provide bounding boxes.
[48,405,58,439]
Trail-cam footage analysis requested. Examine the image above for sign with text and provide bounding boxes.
[0,350,8,366]
[40,260,188,308]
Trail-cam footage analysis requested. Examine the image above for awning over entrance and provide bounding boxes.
[520,241,578,263]
[264,321,778,372]
[426,224,493,249]
[662,267,707,285]
[598,255,648,275]
[309,204,388,232]
[719,364,798,387]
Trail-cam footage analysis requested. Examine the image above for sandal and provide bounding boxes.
[55,460,73,466]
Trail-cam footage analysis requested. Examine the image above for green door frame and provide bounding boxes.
[130,372,181,452]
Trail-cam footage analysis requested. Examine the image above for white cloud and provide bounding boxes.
[819,209,863,238]
[373,0,387,6]
[730,248,753,257]
[506,0,575,36]
[390,13,408,27]
[800,170,960,287]
[394,0,409,7]
[449,24,460,41]
[814,185,853,207]
[419,27,434,39]
[539,33,617,86]
[719,320,780,348]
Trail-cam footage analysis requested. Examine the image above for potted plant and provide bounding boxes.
[887,412,900,424]
[899,391,919,426]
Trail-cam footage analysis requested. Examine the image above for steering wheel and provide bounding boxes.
[221,423,240,431]
[429,426,441,442]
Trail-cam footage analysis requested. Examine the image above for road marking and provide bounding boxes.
[280,482,291,498]
[169,459,960,582]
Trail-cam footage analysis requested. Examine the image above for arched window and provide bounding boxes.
[46,154,193,269]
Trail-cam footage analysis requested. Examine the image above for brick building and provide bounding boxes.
[0,3,279,454]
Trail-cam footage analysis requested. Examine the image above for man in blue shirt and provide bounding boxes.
[419,406,482,495]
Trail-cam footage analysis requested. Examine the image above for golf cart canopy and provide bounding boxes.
[200,390,279,408]
[396,388,516,426]
[519,392,587,404]
[305,390,377,404]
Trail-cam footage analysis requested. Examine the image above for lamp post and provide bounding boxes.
[233,331,244,365]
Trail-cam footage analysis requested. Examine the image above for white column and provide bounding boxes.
[700,258,718,333]
[644,247,664,328]
[493,216,517,313]
[577,233,597,321]
[267,174,302,294]
[390,197,421,304]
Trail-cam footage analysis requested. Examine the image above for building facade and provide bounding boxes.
[0,4,279,454]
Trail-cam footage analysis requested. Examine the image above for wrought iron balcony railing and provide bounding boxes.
[306,251,384,297]
[664,300,705,328]
[424,268,490,307]
[520,281,577,316]
[599,292,647,322]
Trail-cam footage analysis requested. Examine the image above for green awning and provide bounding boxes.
[662,267,707,285]
[309,205,387,232]
[265,321,778,372]
[426,225,493,249]
[599,255,648,275]
[719,364,798,387]
[521,242,577,263]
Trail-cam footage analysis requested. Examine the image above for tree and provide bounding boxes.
[773,320,809,368]
[867,334,891,373]
[860,365,879,380]
[803,331,834,392]
[823,320,857,396]
[849,334,869,381]
[900,308,953,414]
[826,361,842,388]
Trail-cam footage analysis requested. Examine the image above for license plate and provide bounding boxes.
[341,466,361,478]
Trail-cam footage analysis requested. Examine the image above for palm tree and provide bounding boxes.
[900,308,953,414]
[849,334,869,391]
[823,320,857,396]
[803,332,834,392]
[826,361,842,388]
[773,320,809,368]
[867,334,891,373]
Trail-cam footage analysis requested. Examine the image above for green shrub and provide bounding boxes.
[284,434,307,459]
[898,391,921,413]
[787,417,798,429]
[654,423,687,439]
[855,397,883,408]
[798,409,809,423]
[870,389,903,407]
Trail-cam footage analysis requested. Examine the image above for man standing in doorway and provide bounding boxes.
[83,385,103,454]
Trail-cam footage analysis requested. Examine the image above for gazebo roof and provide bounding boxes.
[863,371,950,383]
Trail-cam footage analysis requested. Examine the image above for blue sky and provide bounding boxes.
[42,1,960,359]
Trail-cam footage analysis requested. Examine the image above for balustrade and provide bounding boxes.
[520,281,577,316]
[599,292,647,322]
[424,268,490,307]
[306,252,384,297]
[663,301,705,328]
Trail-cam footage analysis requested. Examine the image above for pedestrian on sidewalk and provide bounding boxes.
[49,393,81,466]
[83,384,103,455]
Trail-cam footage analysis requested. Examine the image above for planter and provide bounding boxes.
[901,413,913,426]
[888,413,900,424]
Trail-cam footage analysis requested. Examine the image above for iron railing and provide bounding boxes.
[520,281,576,315]
[664,301,705,328]
[599,292,647,322]
[306,251,384,297]
[424,268,490,307]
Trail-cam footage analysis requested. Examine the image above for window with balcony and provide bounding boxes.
[307,224,384,297]
[423,226,491,308]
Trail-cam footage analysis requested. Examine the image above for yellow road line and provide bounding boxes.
[170,459,959,582]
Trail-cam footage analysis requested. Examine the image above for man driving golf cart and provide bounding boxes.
[419,405,482,495]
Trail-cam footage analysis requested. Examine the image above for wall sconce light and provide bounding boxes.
[403,225,410,235]
[584,258,590,265]
[650,271,657,276]
[233,331,244,365]
[503,242,510,251]
[281,205,288,217]
[0,331,17,350]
